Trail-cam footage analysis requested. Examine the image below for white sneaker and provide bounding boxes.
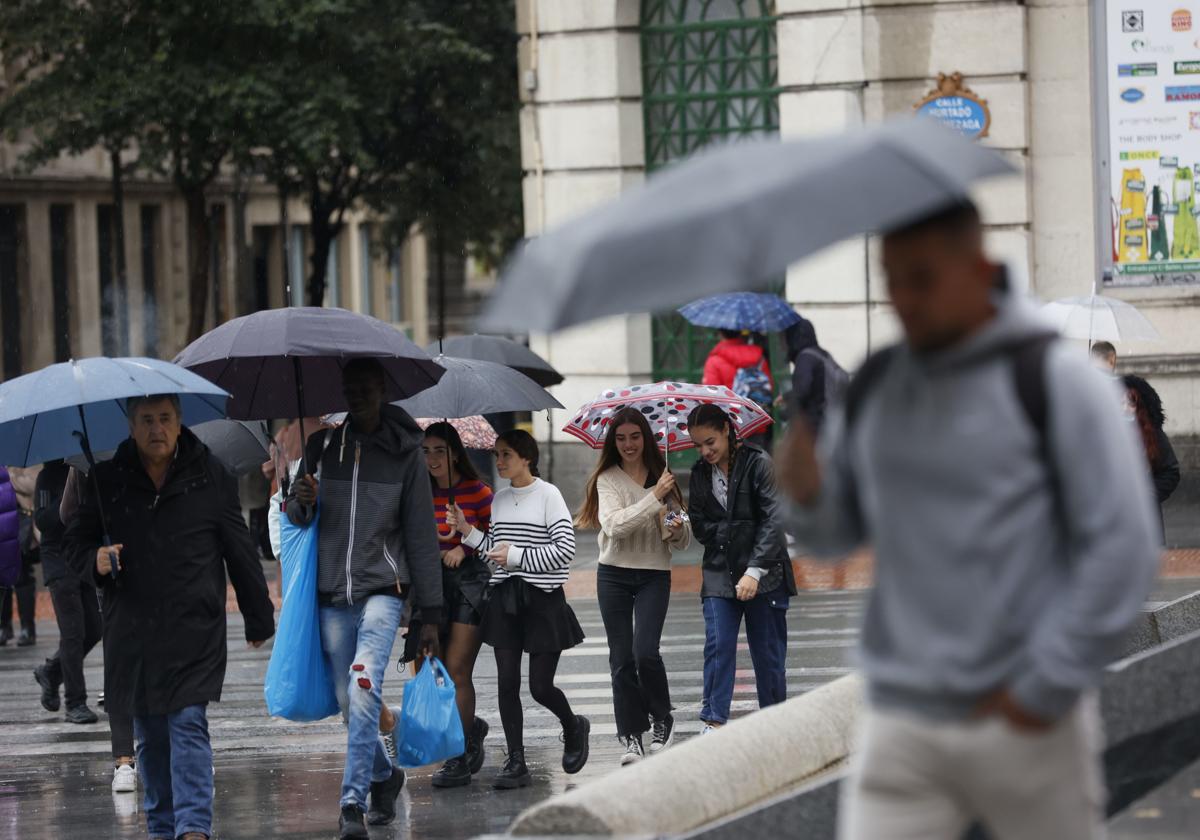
[700,723,719,736]
[111,762,137,793]
[620,736,645,766]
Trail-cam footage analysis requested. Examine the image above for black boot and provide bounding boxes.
[366,767,405,826]
[33,663,61,712]
[492,748,531,790]
[431,755,472,789]
[0,626,12,646]
[562,715,591,775]
[338,805,368,840]
[466,717,489,775]
[16,628,34,647]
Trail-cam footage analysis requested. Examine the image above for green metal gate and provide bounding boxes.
[641,0,784,389]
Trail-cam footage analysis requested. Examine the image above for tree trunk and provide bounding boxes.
[307,209,337,307]
[109,147,130,355]
[232,169,252,316]
[183,186,211,343]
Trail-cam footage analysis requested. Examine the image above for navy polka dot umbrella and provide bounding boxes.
[564,381,773,453]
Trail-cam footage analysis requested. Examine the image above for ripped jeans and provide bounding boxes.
[320,594,404,809]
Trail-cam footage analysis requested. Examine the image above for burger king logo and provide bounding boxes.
[1174,8,1193,31]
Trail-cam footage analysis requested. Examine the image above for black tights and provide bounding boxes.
[494,648,576,754]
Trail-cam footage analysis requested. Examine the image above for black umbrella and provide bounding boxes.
[426,335,563,388]
[395,355,563,419]
[66,419,271,478]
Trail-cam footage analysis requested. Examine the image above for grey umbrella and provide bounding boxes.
[425,335,564,387]
[66,419,271,478]
[479,117,1018,333]
[394,355,563,419]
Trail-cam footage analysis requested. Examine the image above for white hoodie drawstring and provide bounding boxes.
[339,422,349,463]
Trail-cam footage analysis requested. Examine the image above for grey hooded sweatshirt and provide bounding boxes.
[788,285,1159,723]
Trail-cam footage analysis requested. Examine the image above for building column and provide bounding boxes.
[72,197,103,358]
[23,199,55,370]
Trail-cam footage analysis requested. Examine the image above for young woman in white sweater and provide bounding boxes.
[576,408,690,765]
[447,430,590,789]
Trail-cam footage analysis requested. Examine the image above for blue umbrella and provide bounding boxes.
[0,357,229,467]
[678,292,802,333]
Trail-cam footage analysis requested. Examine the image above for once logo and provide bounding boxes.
[1173,8,1192,31]
[1121,87,1146,102]
[1123,9,1145,32]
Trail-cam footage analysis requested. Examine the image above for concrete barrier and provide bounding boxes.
[1118,590,1200,658]
[508,675,864,837]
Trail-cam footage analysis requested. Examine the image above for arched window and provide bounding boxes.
[642,0,781,385]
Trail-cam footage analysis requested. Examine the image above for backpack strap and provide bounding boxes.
[844,344,901,430]
[1010,334,1060,513]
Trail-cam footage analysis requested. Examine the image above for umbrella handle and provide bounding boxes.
[74,408,116,583]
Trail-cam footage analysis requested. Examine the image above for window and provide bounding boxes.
[289,227,306,306]
[641,0,781,385]
[0,205,24,378]
[359,224,374,317]
[50,205,73,363]
[97,204,129,356]
[140,205,160,358]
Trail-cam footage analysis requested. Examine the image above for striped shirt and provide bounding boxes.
[463,478,575,592]
[433,479,493,554]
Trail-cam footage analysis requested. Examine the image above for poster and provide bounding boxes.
[1105,4,1200,280]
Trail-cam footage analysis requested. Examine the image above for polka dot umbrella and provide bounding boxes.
[564,382,773,453]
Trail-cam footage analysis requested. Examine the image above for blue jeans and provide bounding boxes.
[701,589,789,725]
[320,594,403,809]
[134,703,213,839]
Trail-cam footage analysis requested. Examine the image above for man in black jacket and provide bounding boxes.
[33,459,102,724]
[66,394,275,840]
[288,358,442,840]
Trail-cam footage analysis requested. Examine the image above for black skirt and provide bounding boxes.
[480,577,584,654]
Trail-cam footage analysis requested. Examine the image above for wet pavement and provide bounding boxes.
[3,566,1198,839]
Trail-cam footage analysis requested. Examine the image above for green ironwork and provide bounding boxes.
[641,0,785,405]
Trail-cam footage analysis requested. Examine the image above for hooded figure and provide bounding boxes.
[784,318,846,434]
[701,331,769,392]
[1122,373,1179,543]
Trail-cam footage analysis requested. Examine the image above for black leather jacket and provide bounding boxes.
[688,444,797,600]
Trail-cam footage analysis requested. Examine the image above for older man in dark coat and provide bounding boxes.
[66,393,275,840]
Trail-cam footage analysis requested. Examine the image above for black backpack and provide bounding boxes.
[844,335,1058,495]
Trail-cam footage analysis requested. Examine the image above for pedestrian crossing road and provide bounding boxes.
[0,590,863,839]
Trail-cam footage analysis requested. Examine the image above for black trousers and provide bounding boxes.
[596,564,673,737]
[46,577,103,708]
[1,558,36,633]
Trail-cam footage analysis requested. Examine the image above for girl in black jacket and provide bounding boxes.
[686,404,796,733]
[1124,375,1180,544]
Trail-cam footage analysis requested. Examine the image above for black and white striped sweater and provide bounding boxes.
[463,478,575,591]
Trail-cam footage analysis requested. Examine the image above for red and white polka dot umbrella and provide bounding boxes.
[564,381,773,452]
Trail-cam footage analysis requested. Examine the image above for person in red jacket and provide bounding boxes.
[702,330,773,391]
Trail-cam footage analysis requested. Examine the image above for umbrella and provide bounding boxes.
[416,416,497,451]
[173,307,444,421]
[565,382,773,454]
[0,357,229,467]
[679,292,802,333]
[394,355,564,419]
[426,335,564,388]
[66,419,270,478]
[479,117,1017,333]
[1041,295,1163,344]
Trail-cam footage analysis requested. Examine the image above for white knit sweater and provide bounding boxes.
[596,467,690,571]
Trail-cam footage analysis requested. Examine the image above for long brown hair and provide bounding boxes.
[1126,386,1160,465]
[575,407,682,528]
[424,422,480,486]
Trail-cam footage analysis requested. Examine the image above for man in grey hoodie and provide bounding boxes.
[289,357,443,840]
[777,202,1159,840]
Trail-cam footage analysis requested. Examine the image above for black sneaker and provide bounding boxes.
[466,717,489,775]
[33,663,61,712]
[649,713,675,754]
[16,628,34,647]
[365,767,405,826]
[561,715,591,775]
[620,734,645,766]
[338,805,369,840]
[0,626,12,646]
[431,755,472,789]
[492,748,531,790]
[65,704,99,725]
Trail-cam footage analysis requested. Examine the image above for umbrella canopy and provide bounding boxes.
[426,335,564,387]
[1041,295,1163,344]
[565,382,772,453]
[174,307,444,420]
[66,418,270,478]
[395,355,564,419]
[679,292,802,333]
[416,416,497,451]
[0,357,229,467]
[480,117,1017,333]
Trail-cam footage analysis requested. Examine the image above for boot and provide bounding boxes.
[466,717,489,775]
[33,663,61,712]
[366,767,405,826]
[562,715,591,775]
[338,805,368,840]
[431,754,472,789]
[492,748,531,790]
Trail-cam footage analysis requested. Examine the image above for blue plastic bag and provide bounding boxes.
[397,657,465,768]
[263,509,340,721]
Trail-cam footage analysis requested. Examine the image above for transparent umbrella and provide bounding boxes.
[1041,295,1162,344]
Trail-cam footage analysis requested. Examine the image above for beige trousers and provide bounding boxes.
[840,699,1106,840]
